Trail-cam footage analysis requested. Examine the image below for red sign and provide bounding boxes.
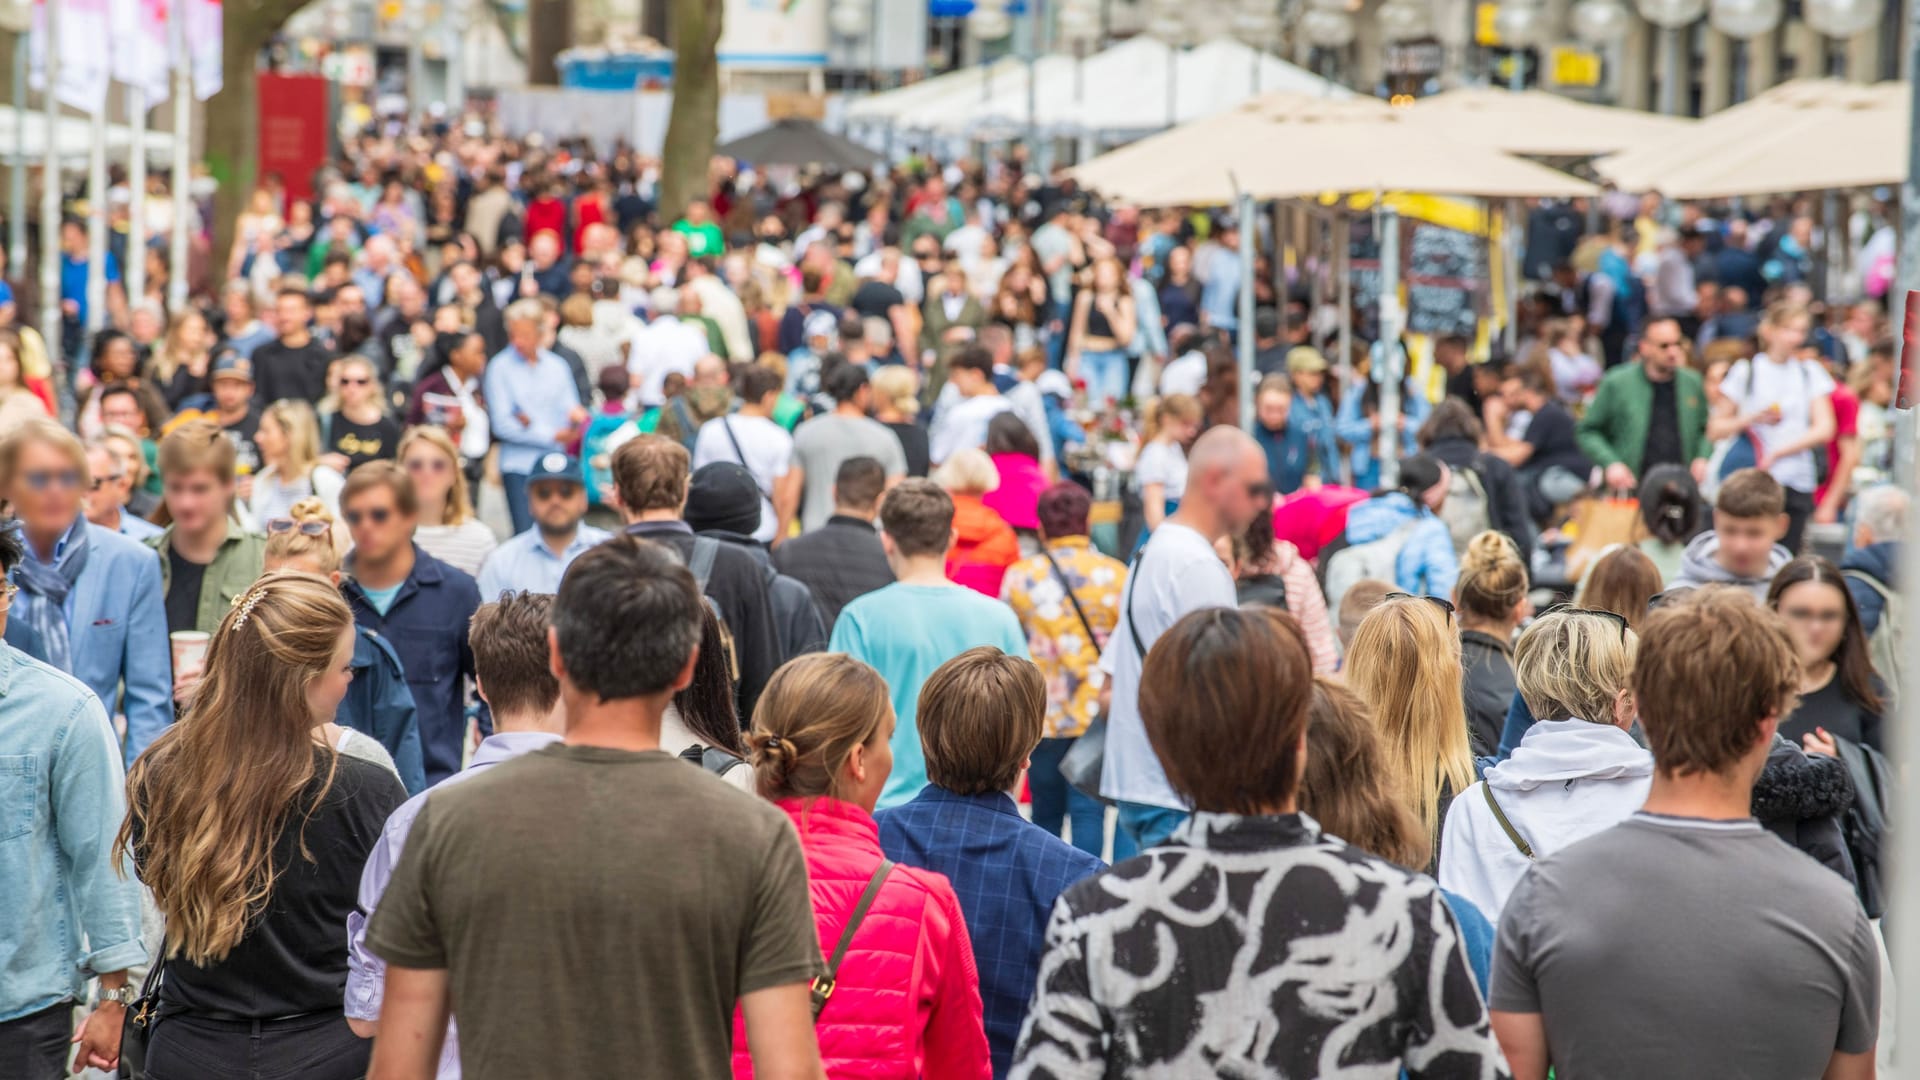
[256,72,330,204]
[1903,288,1919,410]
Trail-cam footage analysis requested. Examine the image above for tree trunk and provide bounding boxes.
[658,0,723,223]
[205,0,310,269]
[526,0,573,86]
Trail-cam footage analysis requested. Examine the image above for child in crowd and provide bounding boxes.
[1670,467,1793,600]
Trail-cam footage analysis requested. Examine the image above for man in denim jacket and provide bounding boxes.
[0,521,147,1076]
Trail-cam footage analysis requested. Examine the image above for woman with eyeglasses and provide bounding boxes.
[1343,595,1476,870]
[1439,609,1651,921]
[247,399,346,533]
[118,572,408,1079]
[1768,556,1885,755]
[260,498,426,792]
[321,356,404,474]
[397,427,497,577]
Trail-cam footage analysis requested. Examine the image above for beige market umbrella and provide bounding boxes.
[1409,86,1694,159]
[1070,94,1595,205]
[1597,79,1908,198]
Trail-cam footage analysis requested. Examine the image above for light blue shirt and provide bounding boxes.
[361,582,403,616]
[483,346,583,476]
[116,512,164,543]
[828,582,1029,809]
[1200,248,1242,331]
[0,644,146,1021]
[475,523,612,599]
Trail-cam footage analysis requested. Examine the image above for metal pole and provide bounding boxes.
[1166,39,1177,128]
[407,1,428,123]
[1336,208,1353,486]
[1509,46,1525,92]
[1026,0,1040,171]
[446,0,469,118]
[127,85,148,312]
[38,0,61,353]
[1658,26,1680,115]
[85,105,107,333]
[169,0,190,314]
[1237,189,1257,431]
[7,33,23,278]
[1504,198,1521,354]
[1377,203,1403,490]
[1888,0,1920,1057]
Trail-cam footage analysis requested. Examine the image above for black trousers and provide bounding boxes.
[0,1001,70,1080]
[1784,486,1815,555]
[147,1010,369,1080]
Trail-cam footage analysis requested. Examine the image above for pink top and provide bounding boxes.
[981,453,1048,532]
[1271,485,1370,564]
[731,798,990,1080]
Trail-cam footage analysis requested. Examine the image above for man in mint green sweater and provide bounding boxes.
[1574,317,1710,491]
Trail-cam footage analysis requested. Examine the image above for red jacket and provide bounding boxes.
[946,495,1021,599]
[733,797,990,1080]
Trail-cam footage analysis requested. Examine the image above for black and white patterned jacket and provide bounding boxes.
[1010,812,1511,1080]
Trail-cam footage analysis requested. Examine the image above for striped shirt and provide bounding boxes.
[415,520,500,579]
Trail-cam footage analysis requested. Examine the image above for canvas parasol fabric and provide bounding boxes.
[715,118,885,171]
[1407,86,1693,159]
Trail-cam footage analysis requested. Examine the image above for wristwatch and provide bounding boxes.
[95,985,137,1009]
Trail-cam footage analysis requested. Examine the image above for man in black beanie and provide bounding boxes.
[685,463,827,661]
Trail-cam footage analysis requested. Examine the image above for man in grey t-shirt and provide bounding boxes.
[1490,589,1878,1080]
[791,365,907,533]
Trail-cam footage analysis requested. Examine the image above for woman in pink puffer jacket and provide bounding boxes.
[732,654,991,1080]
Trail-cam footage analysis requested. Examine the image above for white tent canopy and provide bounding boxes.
[1408,86,1693,159]
[0,107,177,165]
[849,36,1342,138]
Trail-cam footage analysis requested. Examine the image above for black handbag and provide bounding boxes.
[118,943,167,1079]
[1055,548,1144,803]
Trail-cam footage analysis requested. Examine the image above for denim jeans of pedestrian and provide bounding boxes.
[501,470,533,536]
[1029,737,1108,858]
[147,1011,370,1080]
[0,1001,70,1080]
[1116,800,1188,852]
[1079,348,1131,408]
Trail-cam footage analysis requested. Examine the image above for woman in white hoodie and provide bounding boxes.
[1439,609,1654,920]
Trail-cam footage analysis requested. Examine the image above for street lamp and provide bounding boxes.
[1708,0,1781,37]
[1148,0,1190,128]
[1378,0,1432,42]
[1803,0,1883,76]
[1493,0,1546,90]
[1060,0,1101,102]
[1232,0,1282,92]
[828,0,872,87]
[1301,0,1354,84]
[1570,0,1633,43]
[970,0,1012,107]
[1634,0,1706,115]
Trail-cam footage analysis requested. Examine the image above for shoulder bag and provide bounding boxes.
[118,941,168,1079]
[1481,783,1535,860]
[1058,548,1144,802]
[810,860,894,1021]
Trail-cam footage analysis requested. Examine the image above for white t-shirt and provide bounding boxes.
[692,414,792,544]
[1726,354,1836,494]
[1134,439,1189,501]
[929,393,1012,466]
[628,316,709,406]
[1099,521,1237,809]
[1159,350,1207,397]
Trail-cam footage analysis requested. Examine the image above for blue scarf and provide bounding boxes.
[15,520,88,672]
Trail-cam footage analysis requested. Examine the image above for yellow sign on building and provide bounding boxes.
[1475,1,1502,45]
[1551,46,1603,87]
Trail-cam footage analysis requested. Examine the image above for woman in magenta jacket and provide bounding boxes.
[733,653,991,1080]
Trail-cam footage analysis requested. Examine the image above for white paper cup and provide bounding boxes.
[170,631,211,672]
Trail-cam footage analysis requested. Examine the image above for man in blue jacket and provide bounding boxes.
[1,419,170,764]
[339,461,481,786]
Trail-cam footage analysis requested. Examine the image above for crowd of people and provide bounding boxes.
[0,126,1905,1080]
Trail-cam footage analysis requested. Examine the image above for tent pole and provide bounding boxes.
[85,105,107,334]
[8,33,24,276]
[128,84,148,313]
[1238,188,1256,431]
[1505,198,1521,356]
[1377,202,1403,491]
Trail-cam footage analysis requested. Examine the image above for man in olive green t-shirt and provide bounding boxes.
[366,537,827,1080]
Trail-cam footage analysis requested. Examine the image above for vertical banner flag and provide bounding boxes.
[187,0,223,100]
[109,0,174,104]
[30,0,113,112]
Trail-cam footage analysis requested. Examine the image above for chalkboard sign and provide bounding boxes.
[1348,220,1381,344]
[1405,224,1482,338]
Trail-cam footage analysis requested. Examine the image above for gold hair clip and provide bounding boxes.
[231,587,268,630]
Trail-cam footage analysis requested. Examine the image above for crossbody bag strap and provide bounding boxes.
[1481,783,1535,860]
[1040,546,1099,647]
[721,417,773,500]
[1120,547,1147,660]
[811,859,894,1021]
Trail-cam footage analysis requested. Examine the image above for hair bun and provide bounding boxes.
[751,733,795,781]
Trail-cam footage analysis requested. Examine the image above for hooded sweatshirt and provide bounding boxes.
[1439,719,1653,920]
[1668,530,1793,601]
[1841,539,1900,637]
[1341,492,1460,600]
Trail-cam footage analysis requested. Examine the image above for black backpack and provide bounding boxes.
[678,742,749,779]
[1236,573,1290,611]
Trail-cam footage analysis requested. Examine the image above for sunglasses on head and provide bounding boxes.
[1386,592,1456,619]
[1537,603,1631,640]
[22,470,81,492]
[266,517,332,536]
[344,507,393,527]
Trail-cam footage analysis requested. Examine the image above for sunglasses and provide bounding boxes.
[530,482,580,502]
[22,470,81,492]
[1246,480,1275,500]
[1386,592,1457,619]
[1537,603,1631,640]
[266,518,332,536]
[344,507,394,527]
[405,457,451,474]
[89,474,125,491]
[0,581,16,607]
[339,376,372,387]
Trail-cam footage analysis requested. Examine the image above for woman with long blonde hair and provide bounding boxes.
[117,572,407,1078]
[397,426,497,576]
[246,399,345,532]
[146,307,214,410]
[735,653,990,1079]
[1343,596,1476,867]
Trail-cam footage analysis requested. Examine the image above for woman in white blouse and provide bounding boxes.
[246,400,345,535]
[397,426,498,577]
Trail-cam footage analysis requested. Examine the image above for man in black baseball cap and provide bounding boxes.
[683,462,825,661]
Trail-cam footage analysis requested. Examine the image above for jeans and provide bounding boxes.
[0,1001,69,1080]
[501,470,533,536]
[148,1010,370,1080]
[1029,737,1108,858]
[1078,348,1131,408]
[1116,801,1188,851]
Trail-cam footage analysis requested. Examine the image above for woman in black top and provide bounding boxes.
[1768,555,1886,753]
[322,355,405,473]
[119,572,406,1080]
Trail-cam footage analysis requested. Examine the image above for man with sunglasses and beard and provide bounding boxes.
[340,461,480,786]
